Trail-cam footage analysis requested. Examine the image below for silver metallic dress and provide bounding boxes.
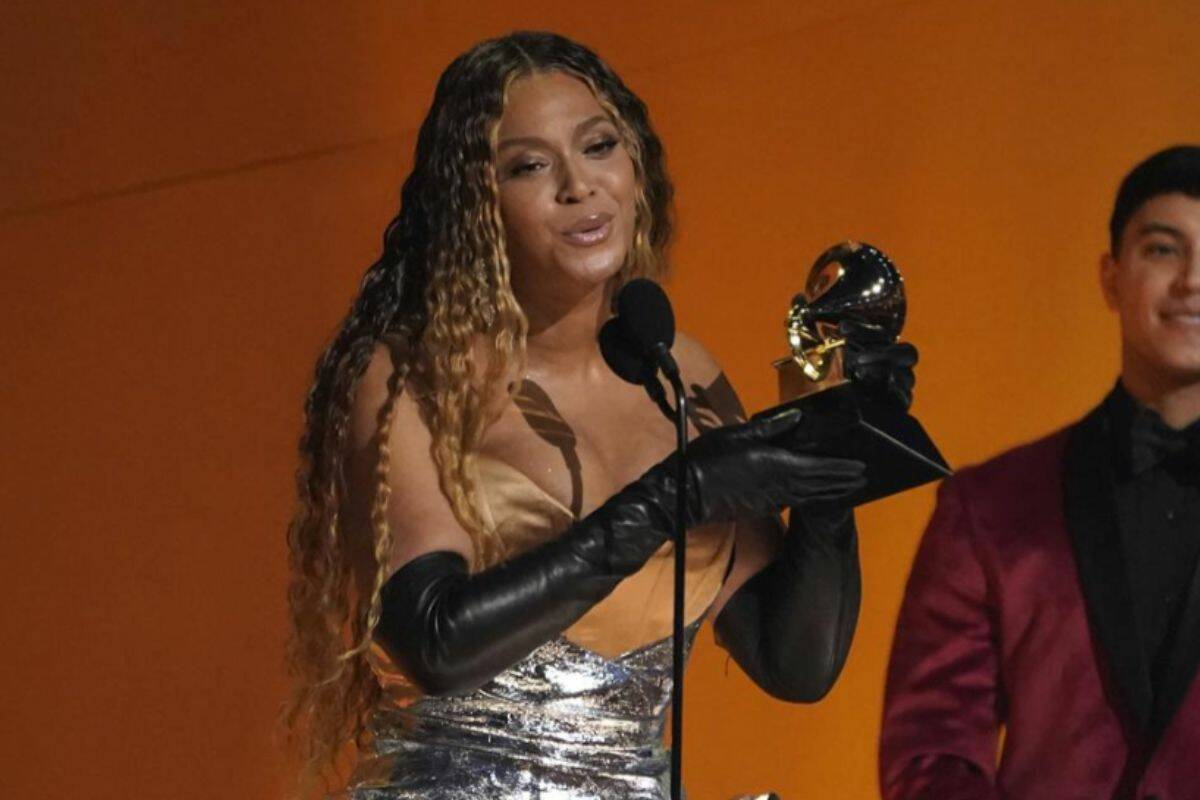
[343,625,698,799]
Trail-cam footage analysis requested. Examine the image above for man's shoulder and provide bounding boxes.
[921,426,1078,551]
[944,425,1073,504]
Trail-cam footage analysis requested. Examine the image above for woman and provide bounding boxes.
[284,31,914,799]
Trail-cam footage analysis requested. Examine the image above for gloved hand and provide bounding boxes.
[839,319,918,410]
[376,408,866,695]
[664,407,868,531]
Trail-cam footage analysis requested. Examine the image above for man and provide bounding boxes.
[879,146,1200,800]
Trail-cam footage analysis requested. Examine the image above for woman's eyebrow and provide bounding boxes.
[497,135,545,152]
[497,116,613,151]
[574,114,612,135]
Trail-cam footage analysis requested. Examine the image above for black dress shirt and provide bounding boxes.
[1104,383,1200,728]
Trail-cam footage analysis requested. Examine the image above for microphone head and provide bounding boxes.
[615,278,675,352]
[599,317,656,386]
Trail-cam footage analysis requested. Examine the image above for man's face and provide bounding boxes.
[1102,192,1200,391]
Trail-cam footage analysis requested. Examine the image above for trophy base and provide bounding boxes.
[755,382,951,507]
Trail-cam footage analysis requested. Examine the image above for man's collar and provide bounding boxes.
[1105,380,1200,476]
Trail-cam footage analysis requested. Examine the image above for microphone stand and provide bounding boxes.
[599,280,691,799]
[651,343,687,800]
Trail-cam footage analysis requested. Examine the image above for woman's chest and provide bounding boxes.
[477,378,680,518]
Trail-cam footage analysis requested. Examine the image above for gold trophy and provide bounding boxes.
[765,241,950,505]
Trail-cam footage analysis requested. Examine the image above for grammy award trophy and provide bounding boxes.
[762,241,951,505]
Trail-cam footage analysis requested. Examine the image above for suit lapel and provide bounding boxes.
[1153,540,1200,737]
[1064,407,1153,733]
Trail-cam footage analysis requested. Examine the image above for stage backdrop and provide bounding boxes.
[2,2,1198,798]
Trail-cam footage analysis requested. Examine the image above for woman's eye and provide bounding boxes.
[509,160,546,177]
[585,137,619,156]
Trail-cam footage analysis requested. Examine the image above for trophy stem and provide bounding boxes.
[798,338,845,381]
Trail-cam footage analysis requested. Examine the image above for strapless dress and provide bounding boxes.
[340,454,734,799]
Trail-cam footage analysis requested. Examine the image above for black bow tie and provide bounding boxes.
[1129,409,1200,475]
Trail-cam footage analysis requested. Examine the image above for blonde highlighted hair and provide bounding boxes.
[282,31,674,797]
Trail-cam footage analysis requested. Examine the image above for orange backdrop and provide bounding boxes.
[3,2,1199,798]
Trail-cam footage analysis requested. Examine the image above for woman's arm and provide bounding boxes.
[672,333,863,702]
[344,344,863,696]
[713,508,861,702]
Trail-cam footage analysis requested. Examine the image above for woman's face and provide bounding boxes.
[495,71,638,300]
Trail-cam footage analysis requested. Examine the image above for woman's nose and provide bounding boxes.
[555,159,594,204]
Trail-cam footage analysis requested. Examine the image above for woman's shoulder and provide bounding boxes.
[671,330,722,382]
[349,337,426,454]
[671,331,745,428]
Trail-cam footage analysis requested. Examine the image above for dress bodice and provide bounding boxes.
[351,454,735,799]
[369,454,735,699]
[471,454,735,658]
[348,623,699,799]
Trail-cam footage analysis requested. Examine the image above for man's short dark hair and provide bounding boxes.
[1109,145,1200,253]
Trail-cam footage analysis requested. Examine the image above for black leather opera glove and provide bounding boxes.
[709,322,911,703]
[374,409,866,696]
[714,505,861,703]
[840,319,918,410]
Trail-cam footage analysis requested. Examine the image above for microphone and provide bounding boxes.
[614,278,680,380]
[599,279,677,421]
[598,315,655,385]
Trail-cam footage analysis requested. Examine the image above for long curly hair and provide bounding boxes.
[282,31,674,796]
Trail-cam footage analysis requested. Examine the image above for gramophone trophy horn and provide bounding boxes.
[760,241,950,506]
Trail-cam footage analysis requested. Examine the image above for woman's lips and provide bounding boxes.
[562,213,613,246]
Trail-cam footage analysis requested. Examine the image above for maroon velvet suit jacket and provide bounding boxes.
[880,406,1200,800]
